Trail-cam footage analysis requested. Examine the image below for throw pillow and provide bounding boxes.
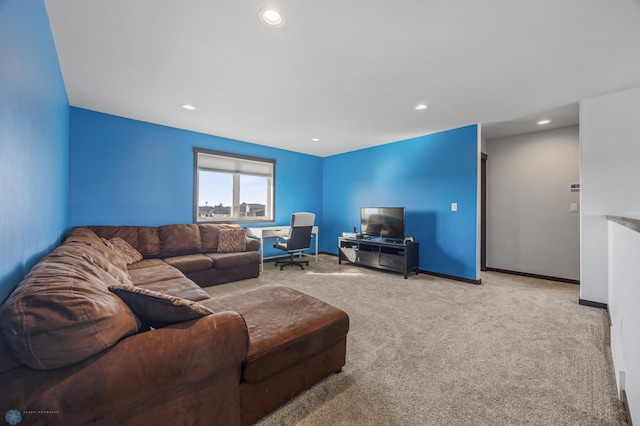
[108,284,214,328]
[104,237,143,265]
[217,228,247,253]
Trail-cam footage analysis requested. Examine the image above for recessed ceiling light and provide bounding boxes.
[181,104,197,111]
[414,103,428,111]
[537,119,551,125]
[260,8,285,27]
[312,138,320,142]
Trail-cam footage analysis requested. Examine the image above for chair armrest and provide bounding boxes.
[0,311,249,424]
[274,236,290,249]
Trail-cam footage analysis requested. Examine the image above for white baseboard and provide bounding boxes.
[610,325,626,398]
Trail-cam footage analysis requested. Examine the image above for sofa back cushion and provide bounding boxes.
[89,226,160,258]
[199,224,221,252]
[0,242,140,370]
[199,223,243,253]
[65,227,127,268]
[159,224,201,257]
[78,242,133,285]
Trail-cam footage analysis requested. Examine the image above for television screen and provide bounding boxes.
[360,207,405,240]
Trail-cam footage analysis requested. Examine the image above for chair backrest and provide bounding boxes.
[286,212,315,251]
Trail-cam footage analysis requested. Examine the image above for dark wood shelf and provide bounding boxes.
[338,237,419,278]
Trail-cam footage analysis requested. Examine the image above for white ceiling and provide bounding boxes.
[44,0,640,157]
[482,103,579,140]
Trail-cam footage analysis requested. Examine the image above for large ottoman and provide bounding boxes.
[201,285,349,425]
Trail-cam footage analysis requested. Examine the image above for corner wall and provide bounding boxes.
[580,86,640,304]
[0,0,69,303]
[581,86,640,423]
[322,125,479,281]
[486,126,580,280]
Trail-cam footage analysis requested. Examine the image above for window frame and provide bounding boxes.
[193,147,276,223]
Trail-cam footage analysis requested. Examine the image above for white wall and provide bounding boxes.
[580,86,640,304]
[608,220,640,422]
[581,86,640,423]
[486,126,580,280]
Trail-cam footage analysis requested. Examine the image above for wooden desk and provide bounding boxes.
[247,225,319,271]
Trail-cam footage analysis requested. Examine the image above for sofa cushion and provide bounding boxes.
[206,251,262,270]
[89,226,161,258]
[90,226,139,250]
[0,335,22,375]
[78,243,133,285]
[137,279,210,302]
[199,223,242,252]
[0,244,140,370]
[199,224,221,252]
[218,228,247,253]
[103,237,143,264]
[163,254,214,273]
[126,258,166,270]
[65,227,129,272]
[200,286,349,383]
[128,263,209,301]
[65,226,110,247]
[128,262,186,285]
[137,226,161,257]
[109,285,214,328]
[159,224,201,257]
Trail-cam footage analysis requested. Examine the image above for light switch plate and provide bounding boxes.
[451,203,458,212]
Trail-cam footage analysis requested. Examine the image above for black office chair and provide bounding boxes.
[273,212,315,270]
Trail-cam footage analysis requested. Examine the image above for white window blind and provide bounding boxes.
[197,153,273,177]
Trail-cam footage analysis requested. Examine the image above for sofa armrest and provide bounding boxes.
[246,237,260,252]
[0,311,249,425]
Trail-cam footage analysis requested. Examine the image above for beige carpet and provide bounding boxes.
[204,255,628,426]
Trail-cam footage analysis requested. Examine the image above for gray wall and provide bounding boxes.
[486,126,580,280]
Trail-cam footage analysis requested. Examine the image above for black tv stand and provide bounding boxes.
[338,237,419,278]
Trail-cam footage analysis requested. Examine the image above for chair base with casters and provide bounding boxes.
[273,212,316,272]
[274,252,309,270]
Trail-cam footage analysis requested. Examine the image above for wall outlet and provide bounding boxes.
[570,203,579,213]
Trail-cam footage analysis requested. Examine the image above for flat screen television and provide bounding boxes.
[360,207,405,240]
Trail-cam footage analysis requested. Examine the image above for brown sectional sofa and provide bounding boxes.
[0,224,349,425]
[89,223,263,288]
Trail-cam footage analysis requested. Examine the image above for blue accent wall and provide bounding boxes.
[68,108,323,258]
[0,0,69,302]
[70,109,478,278]
[0,1,478,295]
[322,126,479,280]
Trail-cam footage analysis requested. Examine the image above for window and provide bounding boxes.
[194,148,275,223]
